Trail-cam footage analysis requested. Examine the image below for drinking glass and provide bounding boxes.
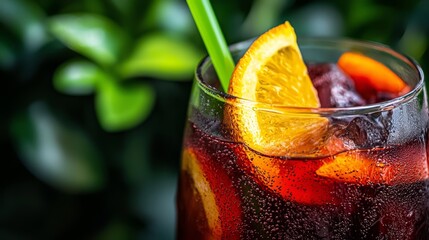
[177,38,428,239]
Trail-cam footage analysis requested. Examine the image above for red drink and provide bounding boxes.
[178,111,429,239]
[177,38,429,239]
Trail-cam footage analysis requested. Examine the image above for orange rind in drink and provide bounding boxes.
[227,21,328,157]
[338,52,410,99]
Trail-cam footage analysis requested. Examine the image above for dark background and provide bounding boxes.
[1,0,428,239]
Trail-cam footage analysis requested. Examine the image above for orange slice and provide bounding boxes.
[316,151,394,185]
[181,149,222,238]
[316,144,429,185]
[227,21,328,157]
[337,52,410,98]
[179,148,241,239]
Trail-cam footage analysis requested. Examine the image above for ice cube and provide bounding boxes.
[307,63,366,108]
[337,116,389,149]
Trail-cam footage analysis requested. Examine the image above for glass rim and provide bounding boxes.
[195,38,425,116]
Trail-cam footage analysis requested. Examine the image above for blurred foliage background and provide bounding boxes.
[0,0,428,239]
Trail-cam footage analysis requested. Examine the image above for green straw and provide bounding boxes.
[186,0,235,92]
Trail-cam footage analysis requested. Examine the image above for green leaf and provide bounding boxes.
[110,0,134,17]
[10,102,105,193]
[54,59,111,95]
[347,0,385,29]
[142,0,194,35]
[49,13,128,66]
[397,24,427,62]
[0,0,48,50]
[96,81,155,131]
[119,33,203,80]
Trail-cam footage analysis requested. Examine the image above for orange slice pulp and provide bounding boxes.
[227,21,328,157]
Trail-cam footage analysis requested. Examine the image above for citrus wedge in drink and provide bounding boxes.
[316,143,429,185]
[338,52,409,94]
[337,52,410,100]
[179,148,241,239]
[225,21,332,204]
[227,21,328,157]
